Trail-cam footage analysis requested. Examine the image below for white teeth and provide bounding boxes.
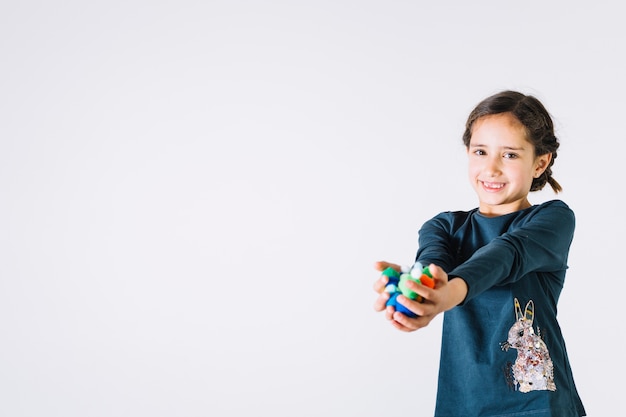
[483,182,504,189]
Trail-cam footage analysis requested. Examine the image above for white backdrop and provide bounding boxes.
[1,1,622,416]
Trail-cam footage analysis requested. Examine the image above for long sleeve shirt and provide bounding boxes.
[416,199,586,417]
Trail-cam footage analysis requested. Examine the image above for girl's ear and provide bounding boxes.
[533,153,552,178]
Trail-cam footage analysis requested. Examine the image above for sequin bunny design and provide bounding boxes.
[501,298,556,393]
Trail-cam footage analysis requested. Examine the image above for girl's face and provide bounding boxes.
[467,113,551,217]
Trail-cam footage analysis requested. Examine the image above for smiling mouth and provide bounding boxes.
[481,181,505,190]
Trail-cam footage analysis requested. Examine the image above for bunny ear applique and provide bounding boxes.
[524,300,534,323]
[513,298,535,323]
[514,298,524,321]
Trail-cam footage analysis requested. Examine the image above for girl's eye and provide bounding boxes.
[504,152,518,159]
[473,149,486,156]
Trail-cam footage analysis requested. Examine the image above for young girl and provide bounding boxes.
[373,91,586,416]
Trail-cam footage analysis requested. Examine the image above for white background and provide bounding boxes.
[1,1,622,416]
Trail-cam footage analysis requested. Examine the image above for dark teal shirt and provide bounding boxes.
[416,200,585,417]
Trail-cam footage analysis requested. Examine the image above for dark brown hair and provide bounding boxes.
[462,90,562,193]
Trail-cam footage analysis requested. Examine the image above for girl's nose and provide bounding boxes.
[484,156,502,176]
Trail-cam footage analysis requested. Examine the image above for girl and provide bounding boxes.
[373,91,586,416]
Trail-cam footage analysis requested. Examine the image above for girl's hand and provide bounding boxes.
[372,261,401,313]
[394,264,468,331]
[373,262,467,332]
[388,263,447,331]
